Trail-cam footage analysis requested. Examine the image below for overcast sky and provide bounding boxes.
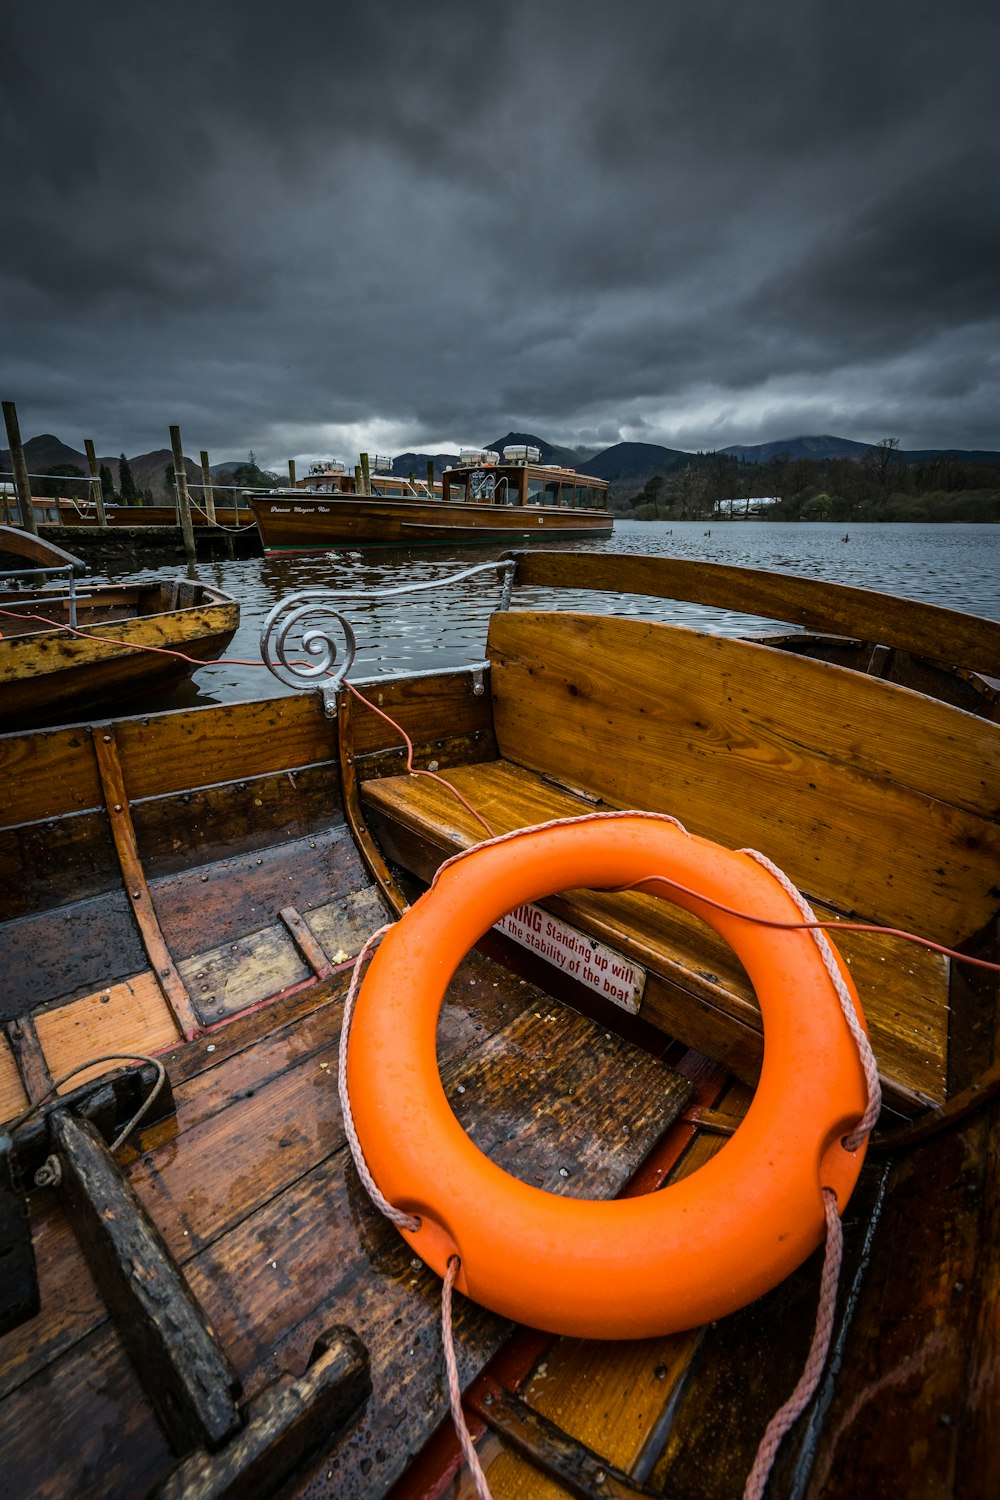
[2,0,998,466]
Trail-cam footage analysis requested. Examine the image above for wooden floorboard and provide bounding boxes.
[0,949,694,1500]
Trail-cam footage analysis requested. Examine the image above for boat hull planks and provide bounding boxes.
[0,554,998,1498]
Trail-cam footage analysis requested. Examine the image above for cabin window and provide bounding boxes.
[448,477,467,502]
[469,470,496,501]
[526,478,544,505]
[544,479,562,506]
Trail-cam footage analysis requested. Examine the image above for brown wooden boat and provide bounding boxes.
[0,525,240,729]
[0,551,998,1499]
[250,451,612,553]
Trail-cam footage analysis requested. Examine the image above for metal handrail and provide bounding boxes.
[0,561,82,626]
[259,558,517,708]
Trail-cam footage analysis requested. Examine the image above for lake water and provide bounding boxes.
[101,520,1000,712]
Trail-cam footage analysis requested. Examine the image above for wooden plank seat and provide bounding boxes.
[360,610,1000,1116]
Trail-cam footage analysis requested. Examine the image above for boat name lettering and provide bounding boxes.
[496,903,645,1011]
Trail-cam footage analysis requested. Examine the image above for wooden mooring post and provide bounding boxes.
[288,459,296,488]
[360,452,371,496]
[169,425,197,563]
[426,460,435,494]
[83,438,108,525]
[2,401,37,535]
[199,450,217,525]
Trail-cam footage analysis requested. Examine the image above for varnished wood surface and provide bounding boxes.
[361,758,949,1108]
[509,551,1000,676]
[250,495,612,552]
[0,523,85,571]
[0,693,339,830]
[488,611,1000,946]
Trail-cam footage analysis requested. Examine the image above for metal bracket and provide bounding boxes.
[1,1063,174,1339]
[471,667,486,697]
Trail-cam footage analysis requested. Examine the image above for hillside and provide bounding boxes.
[4,429,998,512]
[390,432,587,480]
[721,434,873,463]
[577,441,689,481]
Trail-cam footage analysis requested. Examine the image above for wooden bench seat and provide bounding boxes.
[360,609,1000,1115]
[362,758,948,1112]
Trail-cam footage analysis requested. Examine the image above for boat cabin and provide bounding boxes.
[292,460,441,500]
[442,445,609,510]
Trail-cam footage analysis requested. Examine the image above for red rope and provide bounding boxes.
[5,595,992,980]
[346,680,495,838]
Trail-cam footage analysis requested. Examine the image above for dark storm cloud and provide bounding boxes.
[2,0,999,460]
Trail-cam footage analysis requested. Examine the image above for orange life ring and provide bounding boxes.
[347,816,870,1339]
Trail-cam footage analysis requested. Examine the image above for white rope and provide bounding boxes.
[336,922,420,1231]
[740,847,882,1148]
[742,1188,844,1500]
[443,1258,494,1500]
[335,815,879,1500]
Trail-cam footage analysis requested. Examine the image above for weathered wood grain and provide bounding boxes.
[93,726,198,1038]
[0,954,692,1500]
[0,808,117,921]
[797,1104,1000,1500]
[0,601,239,723]
[0,954,532,1404]
[132,762,345,879]
[51,1111,244,1455]
[33,972,180,1091]
[0,1034,28,1121]
[151,824,367,961]
[337,689,409,916]
[1,885,147,1018]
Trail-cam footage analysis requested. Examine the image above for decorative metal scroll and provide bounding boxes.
[259,557,518,700]
[260,593,359,693]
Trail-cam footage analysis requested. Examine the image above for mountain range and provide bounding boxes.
[3,430,998,503]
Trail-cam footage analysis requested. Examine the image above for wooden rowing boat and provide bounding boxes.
[0,525,239,728]
[0,551,997,1499]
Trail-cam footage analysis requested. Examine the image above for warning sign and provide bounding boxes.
[495,903,646,1013]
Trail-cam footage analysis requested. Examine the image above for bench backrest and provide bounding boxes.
[488,611,1000,946]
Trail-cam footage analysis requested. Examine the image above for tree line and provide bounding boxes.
[619,439,1000,523]
[33,454,153,504]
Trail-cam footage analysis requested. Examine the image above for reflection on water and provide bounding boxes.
[99,521,1000,713]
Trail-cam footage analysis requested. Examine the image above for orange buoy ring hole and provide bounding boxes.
[347,816,870,1340]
